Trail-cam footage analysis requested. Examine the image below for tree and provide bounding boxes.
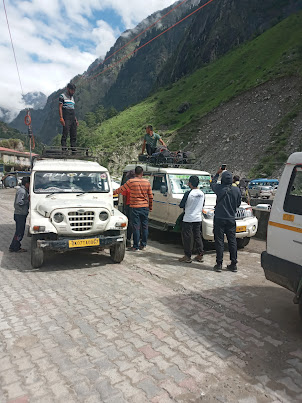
[85,112,96,128]
[95,105,107,124]
[107,107,118,119]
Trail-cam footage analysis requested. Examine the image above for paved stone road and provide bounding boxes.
[0,189,301,403]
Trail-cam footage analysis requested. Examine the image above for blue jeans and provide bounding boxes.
[131,207,149,249]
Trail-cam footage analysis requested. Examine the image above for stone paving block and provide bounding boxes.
[2,383,27,400]
[137,377,162,399]
[139,344,160,360]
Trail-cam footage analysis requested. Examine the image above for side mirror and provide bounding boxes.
[160,185,167,194]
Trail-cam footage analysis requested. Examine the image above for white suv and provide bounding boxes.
[120,164,258,248]
[29,158,128,268]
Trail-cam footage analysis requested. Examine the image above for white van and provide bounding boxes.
[261,152,302,319]
[119,164,258,248]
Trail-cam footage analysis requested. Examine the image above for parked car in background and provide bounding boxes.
[249,185,273,199]
[111,180,121,205]
[248,178,278,199]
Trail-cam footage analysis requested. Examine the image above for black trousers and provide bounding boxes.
[9,214,27,251]
[182,221,204,258]
[124,205,133,241]
[146,144,156,156]
[61,118,77,148]
[214,218,237,265]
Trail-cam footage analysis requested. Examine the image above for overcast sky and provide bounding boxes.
[0,0,177,118]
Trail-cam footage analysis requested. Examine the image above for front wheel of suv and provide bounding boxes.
[31,235,44,268]
[237,237,250,249]
[110,238,126,263]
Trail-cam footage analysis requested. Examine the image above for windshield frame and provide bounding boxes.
[33,171,110,194]
[168,173,214,195]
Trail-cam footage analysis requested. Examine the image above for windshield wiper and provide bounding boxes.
[76,192,87,197]
[46,193,56,198]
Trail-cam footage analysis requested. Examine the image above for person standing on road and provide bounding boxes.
[179,175,205,263]
[59,82,78,150]
[141,125,167,156]
[211,168,241,272]
[9,177,30,253]
[114,166,153,251]
[122,170,135,248]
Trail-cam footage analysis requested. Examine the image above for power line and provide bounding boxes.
[3,0,24,96]
[88,0,216,83]
[86,0,190,77]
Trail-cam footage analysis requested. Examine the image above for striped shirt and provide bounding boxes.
[114,178,153,209]
[59,92,75,110]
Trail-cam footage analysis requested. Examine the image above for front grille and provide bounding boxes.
[236,208,247,220]
[68,211,95,231]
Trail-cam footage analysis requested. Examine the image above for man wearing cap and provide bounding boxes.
[211,167,242,273]
[59,82,78,150]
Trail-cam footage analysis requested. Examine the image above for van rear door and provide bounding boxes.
[268,165,302,267]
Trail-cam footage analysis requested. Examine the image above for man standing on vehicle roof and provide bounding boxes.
[59,82,78,151]
[211,167,242,273]
[113,166,153,251]
[9,177,30,253]
[141,125,167,156]
[179,175,205,263]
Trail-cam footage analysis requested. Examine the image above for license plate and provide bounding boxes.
[236,226,247,233]
[69,238,100,248]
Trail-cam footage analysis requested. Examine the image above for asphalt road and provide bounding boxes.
[0,188,301,403]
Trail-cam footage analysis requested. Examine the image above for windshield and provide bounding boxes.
[169,174,214,194]
[34,171,110,194]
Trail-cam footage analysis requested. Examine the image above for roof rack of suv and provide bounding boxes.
[31,147,98,168]
[40,146,97,160]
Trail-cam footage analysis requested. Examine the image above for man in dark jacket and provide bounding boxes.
[211,168,242,272]
[9,177,30,252]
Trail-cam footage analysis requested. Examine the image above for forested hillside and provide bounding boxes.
[10,0,302,146]
[71,11,302,178]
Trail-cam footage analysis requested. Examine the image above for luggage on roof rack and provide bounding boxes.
[138,151,196,167]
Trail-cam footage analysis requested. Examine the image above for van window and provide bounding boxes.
[284,166,302,215]
[152,175,167,191]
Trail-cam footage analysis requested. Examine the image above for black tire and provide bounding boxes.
[110,238,126,263]
[237,237,250,249]
[31,235,44,268]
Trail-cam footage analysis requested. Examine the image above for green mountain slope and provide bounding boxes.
[84,11,302,165]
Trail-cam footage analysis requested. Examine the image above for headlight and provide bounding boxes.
[202,209,214,219]
[99,211,109,221]
[53,213,64,223]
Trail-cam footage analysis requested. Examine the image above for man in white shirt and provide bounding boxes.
[179,175,205,263]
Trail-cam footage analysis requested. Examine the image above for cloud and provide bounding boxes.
[0,0,179,119]
[92,20,120,57]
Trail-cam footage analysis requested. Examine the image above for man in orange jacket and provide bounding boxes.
[114,166,153,251]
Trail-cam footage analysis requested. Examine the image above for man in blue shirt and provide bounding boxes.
[141,125,166,155]
[59,82,78,150]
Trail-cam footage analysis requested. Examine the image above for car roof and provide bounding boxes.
[287,152,302,165]
[123,164,210,175]
[32,159,107,172]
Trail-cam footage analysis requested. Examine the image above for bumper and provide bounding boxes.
[202,217,258,241]
[261,251,302,295]
[37,234,124,251]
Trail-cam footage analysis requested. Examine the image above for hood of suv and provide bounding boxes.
[36,198,112,218]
